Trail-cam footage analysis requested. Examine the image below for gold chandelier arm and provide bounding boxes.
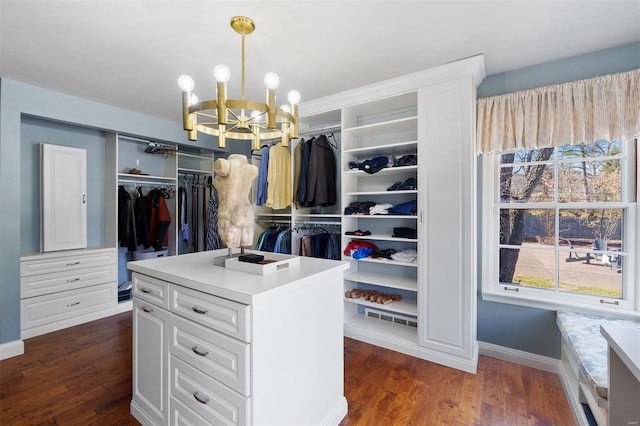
[226,99,268,112]
[188,100,217,114]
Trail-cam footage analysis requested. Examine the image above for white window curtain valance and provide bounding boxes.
[476,68,640,154]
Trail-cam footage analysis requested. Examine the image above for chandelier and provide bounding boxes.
[178,16,300,150]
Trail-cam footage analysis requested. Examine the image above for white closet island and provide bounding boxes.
[127,249,349,426]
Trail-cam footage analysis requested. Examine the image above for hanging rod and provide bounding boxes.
[293,220,341,226]
[298,124,342,136]
[118,178,175,187]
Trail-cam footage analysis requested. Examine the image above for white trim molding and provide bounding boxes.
[0,339,24,360]
[478,341,560,373]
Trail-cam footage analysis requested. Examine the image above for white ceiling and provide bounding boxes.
[1,0,639,124]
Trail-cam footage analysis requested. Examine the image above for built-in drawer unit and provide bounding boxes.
[21,282,117,330]
[20,247,119,338]
[133,273,170,309]
[170,285,251,342]
[21,265,116,298]
[20,250,117,276]
[170,312,251,396]
[170,355,250,426]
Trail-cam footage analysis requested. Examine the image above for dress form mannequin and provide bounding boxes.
[213,154,259,250]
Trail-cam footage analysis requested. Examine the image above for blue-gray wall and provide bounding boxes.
[0,78,219,344]
[476,41,640,359]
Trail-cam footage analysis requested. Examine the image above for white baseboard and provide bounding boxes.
[478,341,560,373]
[0,339,25,360]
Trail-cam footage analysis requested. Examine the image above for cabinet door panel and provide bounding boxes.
[133,298,170,426]
[40,144,87,252]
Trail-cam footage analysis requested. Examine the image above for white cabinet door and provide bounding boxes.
[417,77,477,361]
[132,298,170,426]
[40,143,87,251]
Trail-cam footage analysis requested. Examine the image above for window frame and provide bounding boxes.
[481,140,640,317]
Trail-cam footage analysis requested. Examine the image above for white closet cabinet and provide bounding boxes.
[40,143,87,252]
[300,55,485,373]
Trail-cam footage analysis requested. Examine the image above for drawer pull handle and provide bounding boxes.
[141,306,153,313]
[66,261,80,266]
[141,288,153,294]
[192,346,209,357]
[193,392,209,404]
[192,306,208,314]
[66,278,80,283]
[66,301,80,308]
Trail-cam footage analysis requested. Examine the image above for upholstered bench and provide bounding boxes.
[557,311,640,425]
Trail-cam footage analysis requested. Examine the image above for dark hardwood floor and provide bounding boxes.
[0,312,575,425]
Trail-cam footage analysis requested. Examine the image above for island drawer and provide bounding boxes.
[170,313,250,396]
[170,355,250,425]
[170,285,250,342]
[133,273,170,309]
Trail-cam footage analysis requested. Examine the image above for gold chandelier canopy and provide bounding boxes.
[178,16,300,150]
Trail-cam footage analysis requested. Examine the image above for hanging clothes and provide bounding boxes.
[134,186,150,248]
[306,134,337,207]
[256,226,291,254]
[297,138,312,207]
[205,185,225,250]
[298,232,340,260]
[148,188,171,250]
[118,186,137,251]
[266,143,292,209]
[256,145,270,206]
[292,140,304,208]
[178,186,189,243]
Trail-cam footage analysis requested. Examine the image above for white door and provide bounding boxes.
[41,144,87,251]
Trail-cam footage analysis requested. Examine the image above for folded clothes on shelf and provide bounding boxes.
[388,200,417,215]
[345,230,371,236]
[343,239,379,257]
[392,248,418,263]
[393,154,417,167]
[348,156,394,174]
[392,227,417,239]
[387,177,417,191]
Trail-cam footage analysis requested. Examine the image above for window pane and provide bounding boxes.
[499,163,554,203]
[558,159,621,202]
[559,251,623,298]
[499,247,555,289]
[499,209,555,246]
[555,140,622,160]
[558,209,623,249]
[503,148,556,163]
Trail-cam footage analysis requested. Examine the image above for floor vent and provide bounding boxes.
[364,308,417,328]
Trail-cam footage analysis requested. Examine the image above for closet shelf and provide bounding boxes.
[344,297,417,316]
[342,140,417,157]
[295,213,342,218]
[177,152,214,161]
[118,173,176,183]
[344,271,417,292]
[344,190,418,196]
[342,214,417,220]
[343,116,417,137]
[344,233,417,243]
[177,167,213,175]
[344,315,417,343]
[344,165,417,175]
[255,213,292,218]
[357,257,418,268]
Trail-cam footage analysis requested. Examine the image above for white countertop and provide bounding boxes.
[601,324,640,382]
[128,249,349,304]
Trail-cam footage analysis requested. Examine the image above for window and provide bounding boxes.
[482,140,638,312]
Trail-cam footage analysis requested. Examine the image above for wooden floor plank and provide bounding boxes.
[0,312,575,425]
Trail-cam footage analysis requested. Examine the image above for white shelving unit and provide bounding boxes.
[299,54,485,373]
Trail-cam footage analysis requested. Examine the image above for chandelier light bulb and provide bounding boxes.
[178,75,195,92]
[264,72,280,89]
[189,94,199,105]
[281,105,291,113]
[251,110,262,119]
[214,64,231,83]
[287,90,301,105]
